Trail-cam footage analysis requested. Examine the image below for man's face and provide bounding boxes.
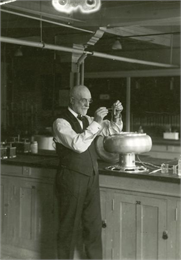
[71,87,92,116]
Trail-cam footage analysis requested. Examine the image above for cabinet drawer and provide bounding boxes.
[1,165,56,181]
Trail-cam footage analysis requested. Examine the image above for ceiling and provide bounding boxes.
[0,0,181,72]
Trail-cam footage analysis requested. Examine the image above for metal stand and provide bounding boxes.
[105,153,149,173]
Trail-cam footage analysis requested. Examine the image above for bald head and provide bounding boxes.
[70,85,91,99]
[69,85,92,116]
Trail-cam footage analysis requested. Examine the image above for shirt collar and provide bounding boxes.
[68,107,79,118]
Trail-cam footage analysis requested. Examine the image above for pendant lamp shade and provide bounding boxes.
[14,46,23,56]
[112,39,122,50]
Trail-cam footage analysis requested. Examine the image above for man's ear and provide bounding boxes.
[70,97,74,104]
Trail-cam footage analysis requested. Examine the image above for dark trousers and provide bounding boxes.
[55,167,103,259]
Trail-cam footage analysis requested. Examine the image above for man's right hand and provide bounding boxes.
[94,107,108,124]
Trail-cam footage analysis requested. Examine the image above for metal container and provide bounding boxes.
[95,133,152,173]
[33,135,55,151]
[104,132,152,154]
[7,146,16,158]
[0,146,8,159]
[12,142,31,153]
[0,142,17,159]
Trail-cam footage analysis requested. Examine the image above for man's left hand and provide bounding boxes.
[113,100,123,112]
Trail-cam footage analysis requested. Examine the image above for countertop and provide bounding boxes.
[1,153,59,169]
[152,137,180,146]
[1,153,181,184]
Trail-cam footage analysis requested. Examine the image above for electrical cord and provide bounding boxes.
[136,155,160,169]
[136,155,178,174]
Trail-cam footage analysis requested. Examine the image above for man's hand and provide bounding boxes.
[111,100,123,123]
[94,107,108,124]
[113,100,123,112]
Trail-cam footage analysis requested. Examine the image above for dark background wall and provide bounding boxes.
[85,76,180,136]
[1,53,180,140]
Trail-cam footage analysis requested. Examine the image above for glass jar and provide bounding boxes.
[31,141,38,154]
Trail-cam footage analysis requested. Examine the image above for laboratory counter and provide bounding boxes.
[1,153,180,184]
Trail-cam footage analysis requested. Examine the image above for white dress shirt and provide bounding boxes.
[53,107,123,153]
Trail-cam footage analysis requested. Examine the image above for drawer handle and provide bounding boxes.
[102,220,107,228]
[162,230,168,240]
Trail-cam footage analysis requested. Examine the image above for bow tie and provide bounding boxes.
[77,114,88,130]
[77,114,84,121]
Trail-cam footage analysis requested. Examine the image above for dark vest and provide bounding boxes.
[55,109,98,176]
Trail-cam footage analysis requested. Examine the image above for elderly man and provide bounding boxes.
[53,85,123,259]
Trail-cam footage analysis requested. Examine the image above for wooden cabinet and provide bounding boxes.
[1,165,58,259]
[99,174,180,260]
[1,176,8,244]
[7,177,56,252]
[167,198,181,260]
[113,193,167,260]
[1,163,180,260]
[175,199,181,259]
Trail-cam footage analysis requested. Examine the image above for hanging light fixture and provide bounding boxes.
[112,38,122,50]
[14,46,23,57]
[52,0,101,14]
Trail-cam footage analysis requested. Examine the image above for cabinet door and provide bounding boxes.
[113,192,167,260]
[139,196,167,260]
[113,193,137,260]
[176,200,181,260]
[1,176,8,243]
[100,188,114,260]
[6,176,57,258]
[167,198,181,260]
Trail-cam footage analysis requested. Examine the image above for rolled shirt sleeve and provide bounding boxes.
[53,115,123,153]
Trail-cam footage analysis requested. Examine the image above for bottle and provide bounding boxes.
[138,126,144,133]
[31,141,38,154]
[178,155,181,176]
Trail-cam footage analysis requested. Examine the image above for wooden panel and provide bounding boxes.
[1,183,5,234]
[121,201,137,259]
[141,205,159,259]
[1,165,22,174]
[7,178,21,244]
[176,200,181,260]
[113,192,167,260]
[113,193,137,260]
[34,182,55,244]
[140,197,167,260]
[99,174,180,198]
[100,188,114,260]
[1,179,8,242]
[1,165,56,181]
[19,185,34,240]
[4,175,57,258]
